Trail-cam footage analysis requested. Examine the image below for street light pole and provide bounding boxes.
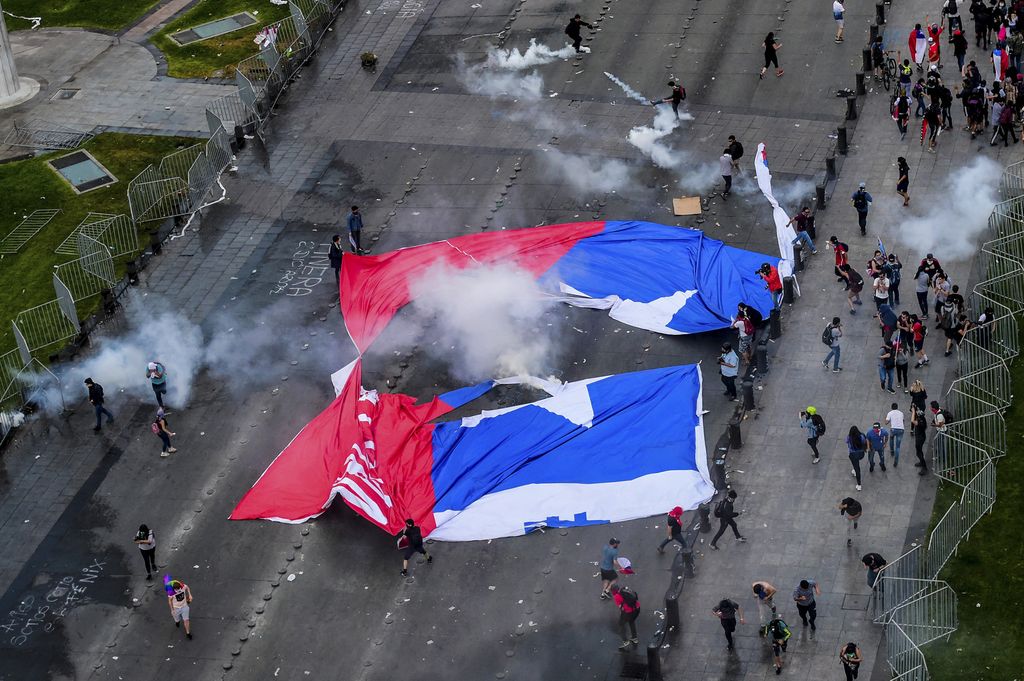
[0,1,37,108]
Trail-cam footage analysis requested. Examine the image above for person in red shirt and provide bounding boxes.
[758,263,784,309]
[829,236,849,283]
[611,584,641,649]
[911,314,930,367]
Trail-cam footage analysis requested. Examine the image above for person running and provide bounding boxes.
[911,405,930,474]
[153,408,176,458]
[838,497,863,546]
[840,642,864,681]
[611,584,640,649]
[600,538,624,599]
[786,206,817,244]
[711,598,746,650]
[823,317,843,371]
[896,157,911,205]
[84,377,114,432]
[829,235,850,282]
[718,343,739,401]
[761,33,784,79]
[655,80,686,117]
[912,314,930,367]
[850,183,872,235]
[767,614,791,675]
[709,490,746,550]
[799,407,824,464]
[167,579,193,639]
[564,14,593,53]
[839,265,864,314]
[398,518,433,576]
[834,0,846,42]
[134,524,156,580]
[886,403,906,466]
[719,149,734,197]
[657,506,686,553]
[865,422,890,472]
[751,581,778,623]
[792,579,821,630]
[146,361,168,409]
[847,426,867,491]
[922,104,942,151]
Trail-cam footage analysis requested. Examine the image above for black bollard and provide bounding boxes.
[665,591,681,631]
[126,259,140,286]
[793,242,804,272]
[680,547,696,577]
[826,154,837,180]
[862,48,873,72]
[698,503,711,533]
[876,2,885,24]
[756,341,769,374]
[742,378,755,409]
[869,24,879,43]
[856,72,866,95]
[782,276,796,305]
[647,641,663,681]
[816,181,827,207]
[846,95,858,120]
[149,230,162,255]
[100,288,116,315]
[729,418,742,448]
[711,451,727,489]
[838,124,849,154]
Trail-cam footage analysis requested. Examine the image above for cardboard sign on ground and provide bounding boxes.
[672,196,702,216]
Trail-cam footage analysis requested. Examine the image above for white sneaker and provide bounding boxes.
[160,451,170,458]
[851,469,857,477]
[856,485,863,491]
[581,46,592,53]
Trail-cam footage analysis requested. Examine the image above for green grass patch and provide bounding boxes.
[0,132,197,352]
[924,350,1024,680]
[151,0,291,79]
[2,0,160,31]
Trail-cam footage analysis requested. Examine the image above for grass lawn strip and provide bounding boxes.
[152,0,291,79]
[2,0,160,32]
[0,133,196,352]
[924,346,1024,680]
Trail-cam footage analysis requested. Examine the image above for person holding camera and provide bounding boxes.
[758,263,784,309]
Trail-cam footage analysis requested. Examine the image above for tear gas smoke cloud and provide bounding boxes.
[541,150,635,195]
[407,263,560,382]
[485,39,575,69]
[625,107,717,193]
[771,178,817,212]
[890,156,1001,260]
[456,53,544,100]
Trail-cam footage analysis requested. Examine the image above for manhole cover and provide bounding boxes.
[52,88,80,100]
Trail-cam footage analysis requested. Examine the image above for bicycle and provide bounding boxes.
[881,52,899,91]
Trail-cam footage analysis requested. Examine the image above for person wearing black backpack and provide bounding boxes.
[850,183,873,235]
[799,407,824,464]
[822,317,843,371]
[709,490,746,550]
[611,584,640,649]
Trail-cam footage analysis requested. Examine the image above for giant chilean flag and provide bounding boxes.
[909,27,927,64]
[340,220,776,350]
[231,220,775,538]
[230,361,713,540]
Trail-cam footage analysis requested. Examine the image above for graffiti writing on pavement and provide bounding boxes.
[270,241,331,297]
[1,559,106,647]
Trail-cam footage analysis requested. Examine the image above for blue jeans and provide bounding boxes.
[791,231,816,252]
[878,365,894,390]
[868,446,886,470]
[93,404,113,428]
[915,96,926,116]
[771,289,783,309]
[890,428,904,463]
[824,346,841,369]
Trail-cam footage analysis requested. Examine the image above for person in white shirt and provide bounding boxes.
[885,403,906,466]
[719,150,734,197]
[833,0,846,42]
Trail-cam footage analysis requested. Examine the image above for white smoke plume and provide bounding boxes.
[626,107,718,193]
[541,150,635,195]
[407,263,560,382]
[485,39,575,69]
[772,178,817,212]
[68,307,204,409]
[891,156,1001,260]
[604,72,651,104]
[456,54,544,100]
